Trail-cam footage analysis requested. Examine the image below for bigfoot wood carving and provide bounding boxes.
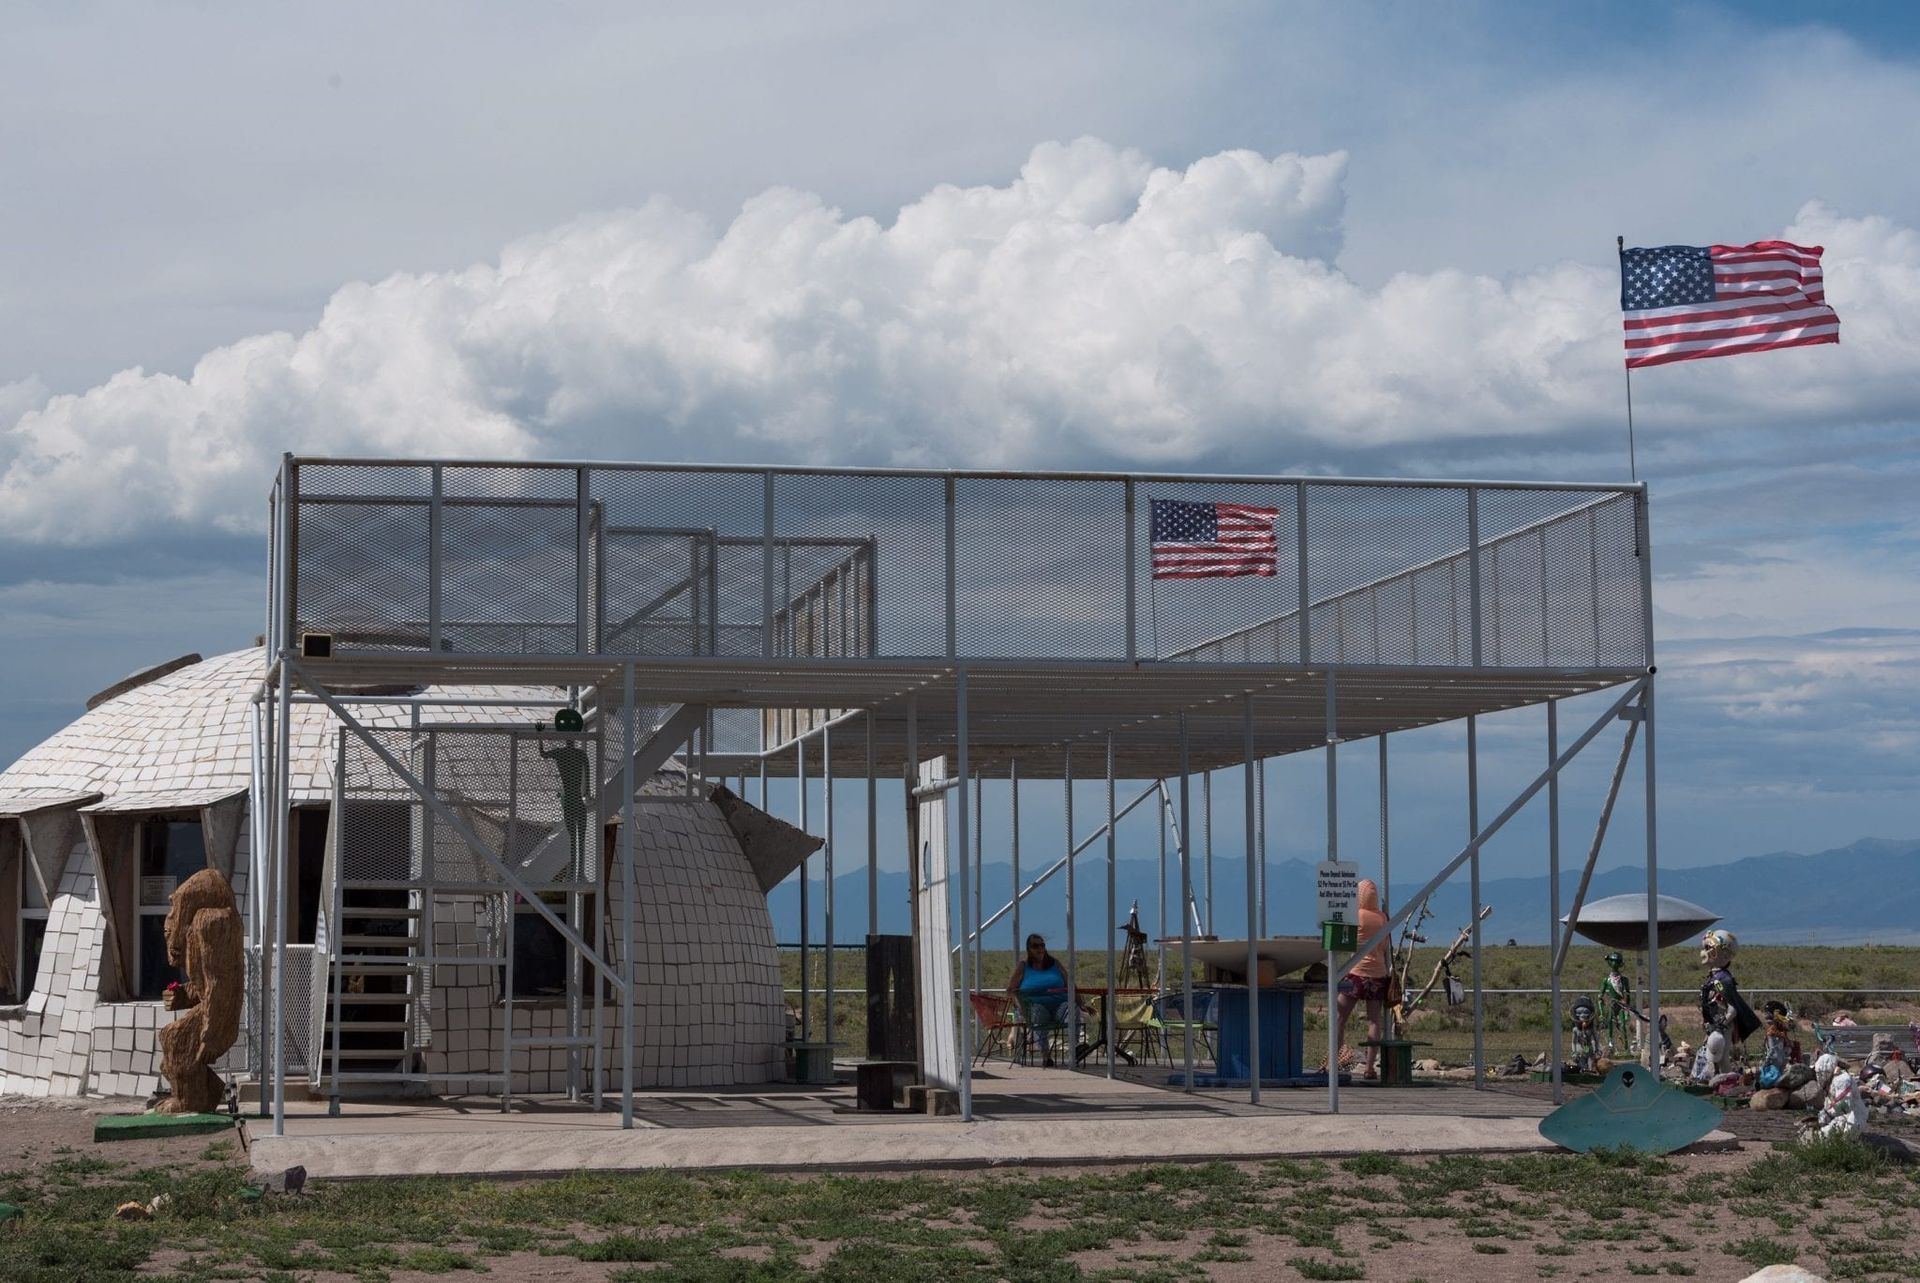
[157,868,243,1114]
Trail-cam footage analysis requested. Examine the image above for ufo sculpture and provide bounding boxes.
[1563,893,1719,951]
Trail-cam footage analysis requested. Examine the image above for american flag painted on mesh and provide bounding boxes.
[1619,241,1838,368]
[1150,499,1278,579]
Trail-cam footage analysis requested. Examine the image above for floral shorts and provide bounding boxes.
[1339,974,1391,1002]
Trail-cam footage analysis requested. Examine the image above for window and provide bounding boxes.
[3,856,48,1005]
[509,891,593,1000]
[19,862,48,1002]
[290,807,328,945]
[133,816,206,1000]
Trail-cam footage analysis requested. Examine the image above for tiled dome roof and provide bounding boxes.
[0,648,563,807]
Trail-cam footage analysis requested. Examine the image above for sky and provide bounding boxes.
[1,1,1916,895]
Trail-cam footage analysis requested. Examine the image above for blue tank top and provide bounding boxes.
[1018,960,1066,995]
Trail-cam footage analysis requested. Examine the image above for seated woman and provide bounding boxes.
[1006,933,1072,1067]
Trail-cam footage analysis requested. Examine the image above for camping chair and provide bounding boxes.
[968,992,1021,1064]
[1110,989,1162,1064]
[1148,988,1218,1065]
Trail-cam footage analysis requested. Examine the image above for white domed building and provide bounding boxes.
[0,648,811,1102]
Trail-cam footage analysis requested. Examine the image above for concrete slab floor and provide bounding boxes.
[243,1065,1734,1180]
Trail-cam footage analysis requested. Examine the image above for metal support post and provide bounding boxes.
[1203,772,1214,934]
[1326,670,1339,1114]
[1379,733,1391,1040]
[1243,696,1260,1105]
[590,691,606,1110]
[1257,760,1269,937]
[1378,736,1390,915]
[955,668,972,1120]
[1064,746,1078,1061]
[1105,734,1117,1078]
[1469,713,1484,1089]
[761,471,775,658]
[1124,479,1137,662]
[1157,787,1167,992]
[1178,716,1195,1091]
[503,737,519,1111]
[1009,759,1021,956]
[973,769,984,1053]
[252,687,273,1117]
[271,657,292,1136]
[944,477,958,658]
[824,722,835,1049]
[798,735,810,1041]
[1548,700,1564,1102]
[1295,482,1312,663]
[866,712,877,939]
[621,663,637,1127]
[1644,676,1662,1070]
[1640,486,1662,1072]
[575,467,591,653]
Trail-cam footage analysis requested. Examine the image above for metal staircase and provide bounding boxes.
[321,888,426,1094]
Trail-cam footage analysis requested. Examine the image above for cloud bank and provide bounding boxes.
[4,138,1916,543]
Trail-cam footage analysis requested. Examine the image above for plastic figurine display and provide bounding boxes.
[1539,1061,1722,1155]
[1569,996,1601,1073]
[1757,1001,1800,1088]
[1697,928,1760,1057]
[1690,1030,1731,1084]
[1599,950,1637,1058]
[1804,1052,1867,1139]
[156,869,244,1114]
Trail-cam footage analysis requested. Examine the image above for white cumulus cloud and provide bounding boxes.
[3,137,1916,544]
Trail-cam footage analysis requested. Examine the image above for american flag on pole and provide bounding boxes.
[1619,241,1838,368]
[1150,499,1278,579]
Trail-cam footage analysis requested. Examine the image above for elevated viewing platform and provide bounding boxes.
[268,458,1651,776]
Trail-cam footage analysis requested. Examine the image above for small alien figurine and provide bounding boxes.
[1697,928,1759,1057]
[1569,995,1601,1073]
[1599,950,1637,1058]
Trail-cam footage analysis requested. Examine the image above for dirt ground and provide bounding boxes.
[5,1094,1916,1283]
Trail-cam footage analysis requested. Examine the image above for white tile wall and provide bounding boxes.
[7,745,787,1098]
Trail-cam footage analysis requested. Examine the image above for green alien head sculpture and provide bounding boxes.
[553,707,585,733]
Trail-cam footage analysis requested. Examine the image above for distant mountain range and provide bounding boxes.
[768,837,1920,948]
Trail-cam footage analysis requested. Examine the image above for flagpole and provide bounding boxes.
[1149,571,1160,660]
[1619,234,1638,482]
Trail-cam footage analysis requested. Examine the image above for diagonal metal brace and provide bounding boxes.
[1335,675,1648,980]
[1551,690,1644,977]
[288,656,628,995]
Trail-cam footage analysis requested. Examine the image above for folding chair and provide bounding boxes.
[968,992,1020,1064]
[1148,988,1218,1065]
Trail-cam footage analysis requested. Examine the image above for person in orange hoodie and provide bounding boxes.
[1335,878,1391,1080]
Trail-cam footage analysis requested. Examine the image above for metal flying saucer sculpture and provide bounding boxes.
[1562,893,1719,951]
[1539,1061,1722,1154]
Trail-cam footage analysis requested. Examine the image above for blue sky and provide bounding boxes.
[0,1,1915,889]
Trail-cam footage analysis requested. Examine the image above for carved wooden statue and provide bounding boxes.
[157,868,243,1114]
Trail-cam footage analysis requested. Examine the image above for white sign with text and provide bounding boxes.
[1316,859,1359,924]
